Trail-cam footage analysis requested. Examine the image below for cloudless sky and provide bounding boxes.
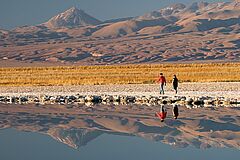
[0,0,229,30]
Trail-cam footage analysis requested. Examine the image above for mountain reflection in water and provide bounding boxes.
[0,103,239,150]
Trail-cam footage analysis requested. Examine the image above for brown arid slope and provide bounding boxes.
[0,1,239,66]
[0,103,239,149]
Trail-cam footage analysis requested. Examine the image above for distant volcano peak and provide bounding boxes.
[44,7,101,28]
[66,7,84,14]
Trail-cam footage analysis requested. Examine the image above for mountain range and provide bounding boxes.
[0,1,239,66]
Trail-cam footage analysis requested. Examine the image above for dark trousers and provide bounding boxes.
[174,86,178,94]
[160,83,165,94]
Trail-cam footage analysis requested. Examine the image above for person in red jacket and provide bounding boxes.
[158,73,166,95]
[155,105,167,122]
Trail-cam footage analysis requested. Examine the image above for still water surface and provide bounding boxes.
[0,103,239,160]
[0,128,239,160]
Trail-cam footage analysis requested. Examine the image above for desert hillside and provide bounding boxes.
[0,1,239,66]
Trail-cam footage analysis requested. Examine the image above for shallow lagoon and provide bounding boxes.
[0,103,239,159]
[0,128,239,160]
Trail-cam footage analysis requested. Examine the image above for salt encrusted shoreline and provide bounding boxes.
[0,82,239,98]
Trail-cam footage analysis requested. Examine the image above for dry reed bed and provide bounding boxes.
[0,63,240,86]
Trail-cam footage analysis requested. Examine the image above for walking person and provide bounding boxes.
[172,75,178,94]
[172,104,179,119]
[155,105,167,122]
[158,73,166,95]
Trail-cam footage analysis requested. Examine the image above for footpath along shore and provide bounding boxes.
[0,82,239,97]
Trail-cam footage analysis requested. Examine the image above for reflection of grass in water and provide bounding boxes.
[0,63,240,86]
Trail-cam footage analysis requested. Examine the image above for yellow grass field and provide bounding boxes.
[0,63,240,86]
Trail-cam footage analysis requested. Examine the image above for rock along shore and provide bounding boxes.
[0,82,240,108]
[0,94,240,108]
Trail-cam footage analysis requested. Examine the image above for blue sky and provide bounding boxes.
[0,0,229,29]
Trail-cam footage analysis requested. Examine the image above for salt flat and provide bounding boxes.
[0,82,239,98]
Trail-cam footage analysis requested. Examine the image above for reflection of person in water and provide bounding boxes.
[172,104,179,119]
[155,105,167,122]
